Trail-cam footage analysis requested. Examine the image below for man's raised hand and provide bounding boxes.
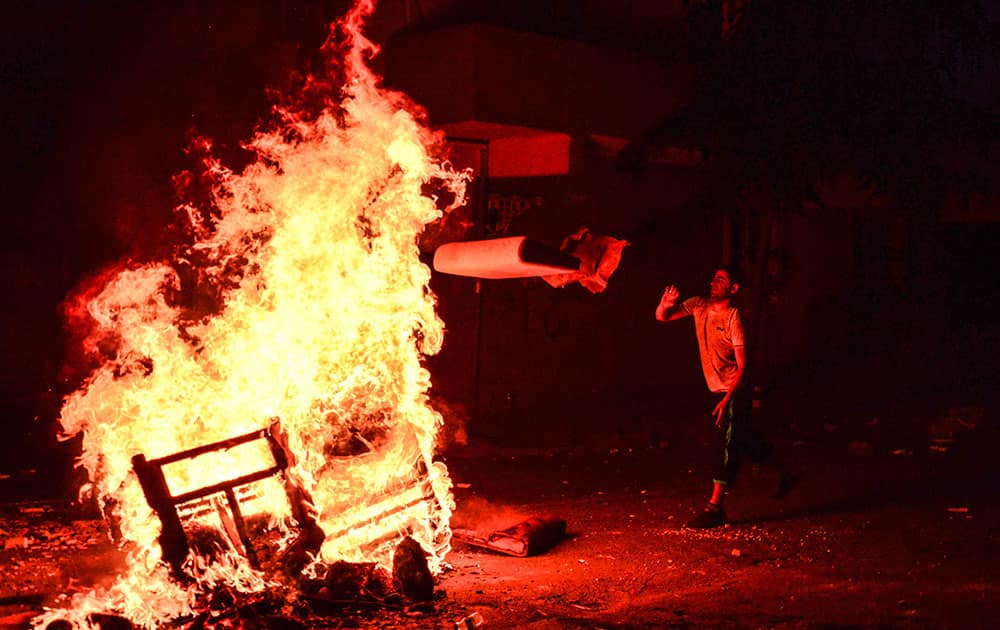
[660,285,680,308]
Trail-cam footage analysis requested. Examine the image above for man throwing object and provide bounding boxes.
[656,266,796,528]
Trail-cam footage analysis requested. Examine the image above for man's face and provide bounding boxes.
[709,269,736,299]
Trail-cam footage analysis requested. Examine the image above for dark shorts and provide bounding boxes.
[711,387,772,486]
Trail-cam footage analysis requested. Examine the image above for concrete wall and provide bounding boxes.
[385,24,696,138]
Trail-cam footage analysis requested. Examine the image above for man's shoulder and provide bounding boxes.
[725,305,745,328]
[683,296,707,312]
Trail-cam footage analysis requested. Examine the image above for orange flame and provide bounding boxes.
[41,1,468,626]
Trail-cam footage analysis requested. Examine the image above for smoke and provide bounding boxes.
[451,496,528,533]
[430,395,470,450]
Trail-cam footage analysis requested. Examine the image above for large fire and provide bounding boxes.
[39,1,468,626]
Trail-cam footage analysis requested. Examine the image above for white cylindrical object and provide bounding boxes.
[432,236,578,279]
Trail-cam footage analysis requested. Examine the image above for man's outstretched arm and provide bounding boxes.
[712,345,746,426]
[655,285,691,322]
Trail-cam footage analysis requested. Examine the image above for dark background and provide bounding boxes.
[2,1,999,493]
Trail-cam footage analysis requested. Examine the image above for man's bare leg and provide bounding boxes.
[710,482,725,508]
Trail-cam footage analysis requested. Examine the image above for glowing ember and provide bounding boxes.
[40,0,468,626]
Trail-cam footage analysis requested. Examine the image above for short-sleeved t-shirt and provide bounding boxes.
[682,296,745,393]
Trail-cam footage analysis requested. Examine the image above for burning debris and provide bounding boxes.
[391,536,435,601]
[129,419,324,579]
[41,0,470,627]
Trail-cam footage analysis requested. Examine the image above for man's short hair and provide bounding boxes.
[717,265,743,288]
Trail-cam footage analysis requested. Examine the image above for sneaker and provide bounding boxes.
[775,472,801,499]
[685,505,727,529]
